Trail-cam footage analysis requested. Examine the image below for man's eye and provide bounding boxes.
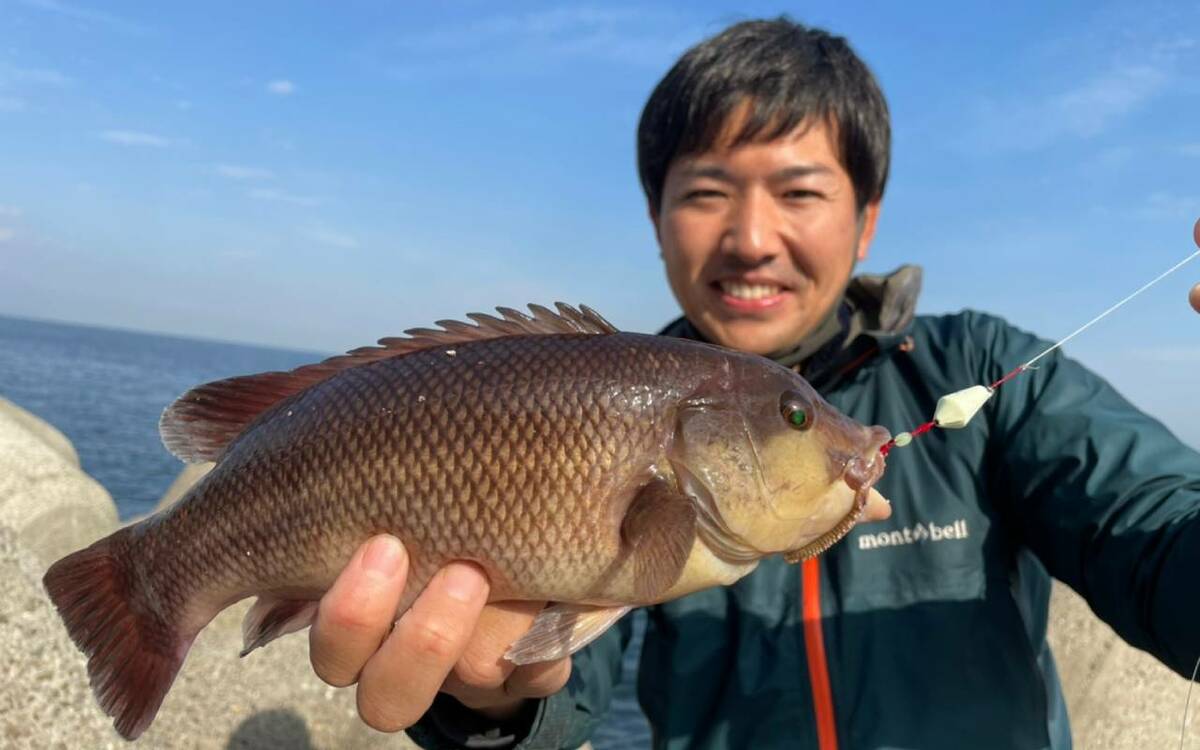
[783,189,820,200]
[683,189,724,201]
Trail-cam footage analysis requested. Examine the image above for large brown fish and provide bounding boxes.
[43,303,891,740]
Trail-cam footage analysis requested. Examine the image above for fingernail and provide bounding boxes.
[441,562,487,603]
[361,535,405,577]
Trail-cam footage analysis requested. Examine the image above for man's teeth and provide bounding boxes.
[720,281,782,300]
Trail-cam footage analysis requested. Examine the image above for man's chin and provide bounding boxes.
[708,323,802,356]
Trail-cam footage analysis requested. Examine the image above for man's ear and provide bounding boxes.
[855,200,882,262]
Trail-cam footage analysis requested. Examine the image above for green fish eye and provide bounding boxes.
[780,392,812,431]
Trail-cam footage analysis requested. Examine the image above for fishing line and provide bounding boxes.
[879,248,1200,457]
[1180,652,1200,750]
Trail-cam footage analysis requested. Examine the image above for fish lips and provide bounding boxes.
[780,427,892,563]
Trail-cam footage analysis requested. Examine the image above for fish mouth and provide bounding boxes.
[783,426,891,563]
[844,446,887,495]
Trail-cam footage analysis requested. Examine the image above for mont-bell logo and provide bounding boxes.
[857,519,969,550]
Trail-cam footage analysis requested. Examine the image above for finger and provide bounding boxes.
[309,535,408,688]
[1190,283,1200,314]
[451,657,572,720]
[503,657,573,700]
[1193,217,1199,248]
[448,600,544,691]
[355,562,490,732]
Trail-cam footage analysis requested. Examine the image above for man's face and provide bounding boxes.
[653,117,880,356]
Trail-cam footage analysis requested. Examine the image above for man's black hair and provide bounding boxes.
[637,17,890,214]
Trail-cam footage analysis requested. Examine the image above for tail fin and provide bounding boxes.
[42,526,193,740]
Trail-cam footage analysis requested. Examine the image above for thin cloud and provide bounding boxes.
[1051,64,1168,137]
[0,205,22,217]
[266,79,296,96]
[17,0,152,35]
[0,228,14,243]
[1136,192,1200,220]
[305,227,359,250]
[214,163,274,181]
[0,64,68,113]
[249,188,319,207]
[99,130,171,147]
[970,63,1169,151]
[960,15,1197,153]
[1182,144,1200,157]
[0,63,71,87]
[380,6,703,77]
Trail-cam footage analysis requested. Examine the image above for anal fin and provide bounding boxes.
[505,603,632,665]
[240,596,319,657]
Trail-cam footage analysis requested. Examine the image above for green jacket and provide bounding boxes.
[410,269,1200,749]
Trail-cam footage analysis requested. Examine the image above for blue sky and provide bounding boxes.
[2,0,1199,443]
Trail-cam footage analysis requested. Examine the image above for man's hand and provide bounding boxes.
[1191,218,1200,314]
[308,535,572,733]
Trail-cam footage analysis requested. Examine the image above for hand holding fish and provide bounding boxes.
[309,535,568,732]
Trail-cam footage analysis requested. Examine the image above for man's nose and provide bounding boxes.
[722,189,782,264]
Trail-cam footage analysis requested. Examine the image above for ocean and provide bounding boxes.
[0,313,651,748]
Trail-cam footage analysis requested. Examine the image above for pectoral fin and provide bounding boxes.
[621,478,697,601]
[504,603,632,665]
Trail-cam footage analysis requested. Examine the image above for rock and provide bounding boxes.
[0,524,123,749]
[0,397,118,569]
[0,395,79,466]
[1047,581,1199,748]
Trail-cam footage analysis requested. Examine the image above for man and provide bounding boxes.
[307,18,1200,749]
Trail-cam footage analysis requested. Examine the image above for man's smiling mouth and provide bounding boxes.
[717,280,784,300]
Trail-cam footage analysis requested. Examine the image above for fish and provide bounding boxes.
[42,302,892,740]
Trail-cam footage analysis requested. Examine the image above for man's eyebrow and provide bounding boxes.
[771,164,834,180]
[678,164,835,181]
[680,165,735,182]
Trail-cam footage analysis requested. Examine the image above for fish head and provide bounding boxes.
[675,355,891,561]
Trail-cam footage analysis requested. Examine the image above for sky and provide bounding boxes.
[1,0,1199,443]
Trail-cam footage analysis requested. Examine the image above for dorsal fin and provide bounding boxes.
[159,302,618,463]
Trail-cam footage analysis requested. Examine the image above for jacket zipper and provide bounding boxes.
[802,557,838,750]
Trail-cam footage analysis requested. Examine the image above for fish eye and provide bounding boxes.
[779,392,813,431]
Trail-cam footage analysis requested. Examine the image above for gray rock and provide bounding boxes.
[1047,581,1199,748]
[0,397,118,569]
[0,395,79,466]
[0,524,123,749]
